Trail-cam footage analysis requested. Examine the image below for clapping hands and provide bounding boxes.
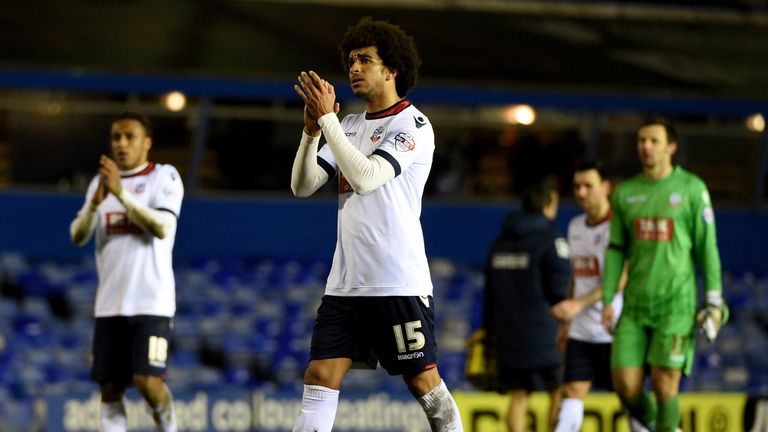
[294,71,340,136]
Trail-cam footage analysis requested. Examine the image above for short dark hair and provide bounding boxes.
[114,111,153,137]
[639,117,677,144]
[339,17,421,97]
[574,159,607,180]
[522,176,558,213]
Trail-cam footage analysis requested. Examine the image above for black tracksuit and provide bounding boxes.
[483,211,571,370]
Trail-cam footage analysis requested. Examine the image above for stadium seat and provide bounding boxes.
[2,255,762,425]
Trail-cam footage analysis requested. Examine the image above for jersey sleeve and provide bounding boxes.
[371,113,434,177]
[70,175,101,243]
[78,175,100,214]
[690,180,723,294]
[317,142,338,178]
[152,165,184,218]
[603,188,627,304]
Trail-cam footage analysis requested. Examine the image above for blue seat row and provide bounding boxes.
[0,253,764,420]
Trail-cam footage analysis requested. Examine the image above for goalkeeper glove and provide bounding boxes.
[696,301,729,343]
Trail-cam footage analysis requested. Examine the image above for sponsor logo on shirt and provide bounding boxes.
[134,183,146,194]
[394,132,416,152]
[634,217,674,241]
[345,131,357,137]
[338,172,353,194]
[573,256,600,277]
[626,195,647,203]
[370,126,384,143]
[668,192,682,207]
[106,212,143,235]
[491,253,530,270]
[414,116,427,129]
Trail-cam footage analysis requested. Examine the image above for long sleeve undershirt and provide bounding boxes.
[69,188,176,245]
[117,188,176,239]
[291,132,328,197]
[69,203,99,246]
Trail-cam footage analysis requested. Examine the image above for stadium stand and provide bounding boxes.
[0,250,764,427]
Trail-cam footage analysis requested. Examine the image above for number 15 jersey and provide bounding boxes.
[317,100,434,297]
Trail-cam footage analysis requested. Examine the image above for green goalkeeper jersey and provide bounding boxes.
[602,166,722,323]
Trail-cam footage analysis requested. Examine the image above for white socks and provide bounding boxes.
[292,384,340,432]
[151,383,178,432]
[292,380,464,432]
[101,384,176,432]
[416,380,464,432]
[100,400,127,432]
[554,398,584,432]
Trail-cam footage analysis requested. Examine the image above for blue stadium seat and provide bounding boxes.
[5,254,767,426]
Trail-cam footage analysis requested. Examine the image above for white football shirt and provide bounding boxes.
[567,211,623,343]
[77,162,184,317]
[317,100,434,296]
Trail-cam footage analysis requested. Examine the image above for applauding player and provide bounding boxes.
[70,112,183,432]
[290,18,463,432]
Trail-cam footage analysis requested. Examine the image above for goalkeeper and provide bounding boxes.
[601,118,726,432]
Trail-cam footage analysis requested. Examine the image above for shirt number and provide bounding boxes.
[393,320,425,353]
[148,335,169,363]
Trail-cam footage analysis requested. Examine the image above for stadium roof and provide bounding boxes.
[1,0,767,101]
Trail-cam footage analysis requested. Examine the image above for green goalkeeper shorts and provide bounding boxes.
[611,313,695,375]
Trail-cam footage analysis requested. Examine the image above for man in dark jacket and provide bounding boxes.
[482,176,571,432]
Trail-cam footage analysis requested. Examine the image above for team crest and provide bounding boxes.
[370,126,384,143]
[668,192,682,207]
[702,207,715,224]
[394,132,416,152]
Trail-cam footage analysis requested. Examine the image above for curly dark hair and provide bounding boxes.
[339,17,421,98]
